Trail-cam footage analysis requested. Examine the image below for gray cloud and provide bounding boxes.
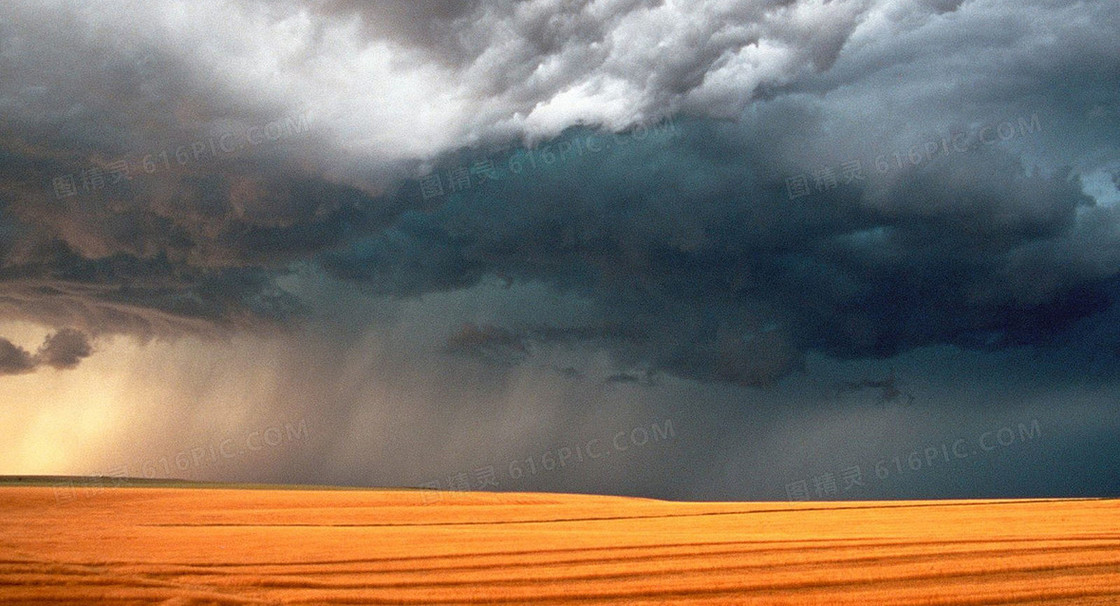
[0,0,1114,386]
[322,113,1115,386]
[0,328,93,375]
[306,0,1118,387]
[0,338,35,375]
[0,1,398,340]
[36,327,93,370]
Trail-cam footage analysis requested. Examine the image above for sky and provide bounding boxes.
[1,0,1118,501]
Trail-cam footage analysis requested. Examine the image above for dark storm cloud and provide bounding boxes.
[0,1,400,337]
[1,0,1118,389]
[314,0,1119,386]
[0,328,92,375]
[0,338,35,375]
[446,323,529,366]
[0,240,307,337]
[322,114,1115,386]
[35,328,91,369]
[0,0,946,344]
[304,0,1111,385]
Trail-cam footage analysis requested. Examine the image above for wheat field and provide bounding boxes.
[1,484,1118,604]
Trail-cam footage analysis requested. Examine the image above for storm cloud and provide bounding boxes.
[0,338,35,375]
[0,0,1114,382]
[0,328,93,375]
[1,0,1119,498]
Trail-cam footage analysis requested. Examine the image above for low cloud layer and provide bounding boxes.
[0,328,93,375]
[324,119,1116,385]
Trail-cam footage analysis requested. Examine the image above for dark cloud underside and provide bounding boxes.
[0,0,1117,385]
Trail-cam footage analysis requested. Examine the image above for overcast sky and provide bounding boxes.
[1,0,1118,501]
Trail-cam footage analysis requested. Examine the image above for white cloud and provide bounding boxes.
[11,0,877,165]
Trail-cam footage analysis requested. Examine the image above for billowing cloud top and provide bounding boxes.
[1,0,1118,385]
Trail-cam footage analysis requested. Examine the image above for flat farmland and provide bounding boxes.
[1,485,1118,604]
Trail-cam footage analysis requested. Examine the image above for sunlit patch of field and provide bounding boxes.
[1,482,1118,605]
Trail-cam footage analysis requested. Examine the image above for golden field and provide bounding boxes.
[1,483,1118,605]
